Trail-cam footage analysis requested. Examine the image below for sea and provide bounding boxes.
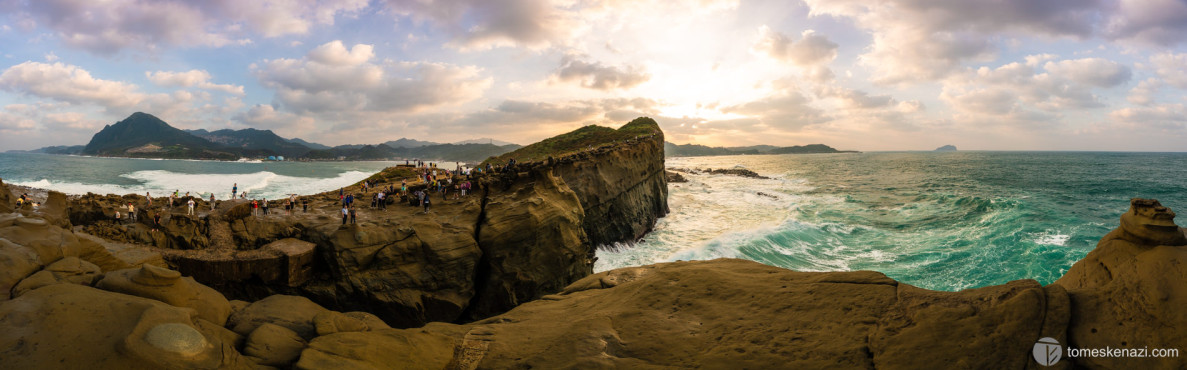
[3,151,1186,292]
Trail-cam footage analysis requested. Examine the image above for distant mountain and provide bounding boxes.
[186,128,312,157]
[666,142,856,157]
[454,138,517,146]
[383,138,439,148]
[84,112,236,159]
[6,145,86,155]
[306,143,521,162]
[935,145,958,152]
[285,137,331,150]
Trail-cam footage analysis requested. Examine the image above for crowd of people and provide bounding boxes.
[97,158,518,231]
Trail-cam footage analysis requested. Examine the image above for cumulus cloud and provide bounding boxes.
[1110,103,1187,130]
[146,69,245,95]
[752,27,838,66]
[804,0,1100,84]
[253,41,492,116]
[0,61,143,108]
[384,0,576,50]
[307,40,375,66]
[1043,58,1132,88]
[553,55,649,90]
[940,56,1133,123]
[1127,78,1162,106]
[1149,52,1187,88]
[7,0,367,55]
[720,90,828,131]
[0,106,37,134]
[235,104,317,134]
[1103,0,1187,46]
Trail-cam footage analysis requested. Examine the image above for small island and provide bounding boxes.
[934,145,958,152]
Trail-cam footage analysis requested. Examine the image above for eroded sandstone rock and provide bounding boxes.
[97,264,232,326]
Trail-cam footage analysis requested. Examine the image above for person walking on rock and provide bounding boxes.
[153,212,161,232]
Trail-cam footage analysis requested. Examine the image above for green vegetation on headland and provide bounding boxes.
[665,142,858,157]
[12,112,520,162]
[484,116,662,165]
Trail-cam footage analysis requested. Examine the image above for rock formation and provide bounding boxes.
[44,118,668,327]
[3,187,1187,368]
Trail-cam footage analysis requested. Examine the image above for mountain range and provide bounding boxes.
[11,112,520,162]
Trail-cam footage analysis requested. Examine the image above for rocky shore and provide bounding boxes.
[4,171,1186,368]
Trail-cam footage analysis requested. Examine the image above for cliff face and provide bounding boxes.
[553,130,669,245]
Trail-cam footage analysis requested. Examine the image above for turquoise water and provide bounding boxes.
[596,152,1187,291]
[0,153,403,200]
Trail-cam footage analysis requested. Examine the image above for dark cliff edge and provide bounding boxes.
[43,117,668,327]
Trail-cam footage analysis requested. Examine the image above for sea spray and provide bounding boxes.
[597,152,1187,292]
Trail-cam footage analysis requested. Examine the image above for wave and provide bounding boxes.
[12,170,372,200]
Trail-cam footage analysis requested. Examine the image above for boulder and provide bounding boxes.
[96,264,232,326]
[1053,198,1187,369]
[295,329,456,370]
[228,295,329,340]
[0,178,12,213]
[244,323,307,367]
[39,191,70,228]
[0,237,42,300]
[0,284,251,369]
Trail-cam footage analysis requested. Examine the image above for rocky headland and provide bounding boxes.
[9,117,668,329]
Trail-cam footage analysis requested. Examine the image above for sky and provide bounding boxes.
[1,0,1186,151]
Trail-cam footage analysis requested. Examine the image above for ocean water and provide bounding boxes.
[596,152,1187,292]
[0,153,404,200]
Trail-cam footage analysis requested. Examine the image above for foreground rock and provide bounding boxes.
[2,198,1186,368]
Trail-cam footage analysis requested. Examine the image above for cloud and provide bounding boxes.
[307,40,375,66]
[0,61,143,108]
[720,90,829,131]
[253,41,492,116]
[1043,58,1132,88]
[384,0,576,50]
[553,55,649,90]
[1110,103,1187,130]
[1103,0,1187,46]
[0,106,37,134]
[146,69,245,95]
[752,27,838,66]
[8,0,367,55]
[235,104,317,134]
[1149,52,1187,88]
[1127,78,1162,106]
[804,0,1100,84]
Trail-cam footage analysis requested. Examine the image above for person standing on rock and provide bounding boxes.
[262,198,269,216]
[302,198,308,213]
[232,183,237,199]
[422,191,431,214]
[114,210,122,224]
[210,193,216,210]
[252,199,258,216]
[153,212,161,231]
[341,205,348,225]
[128,203,137,222]
[146,192,152,207]
[187,198,195,215]
[349,205,357,224]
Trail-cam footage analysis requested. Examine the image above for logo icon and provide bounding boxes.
[1033,337,1062,366]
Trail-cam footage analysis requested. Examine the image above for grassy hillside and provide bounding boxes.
[484,117,661,165]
